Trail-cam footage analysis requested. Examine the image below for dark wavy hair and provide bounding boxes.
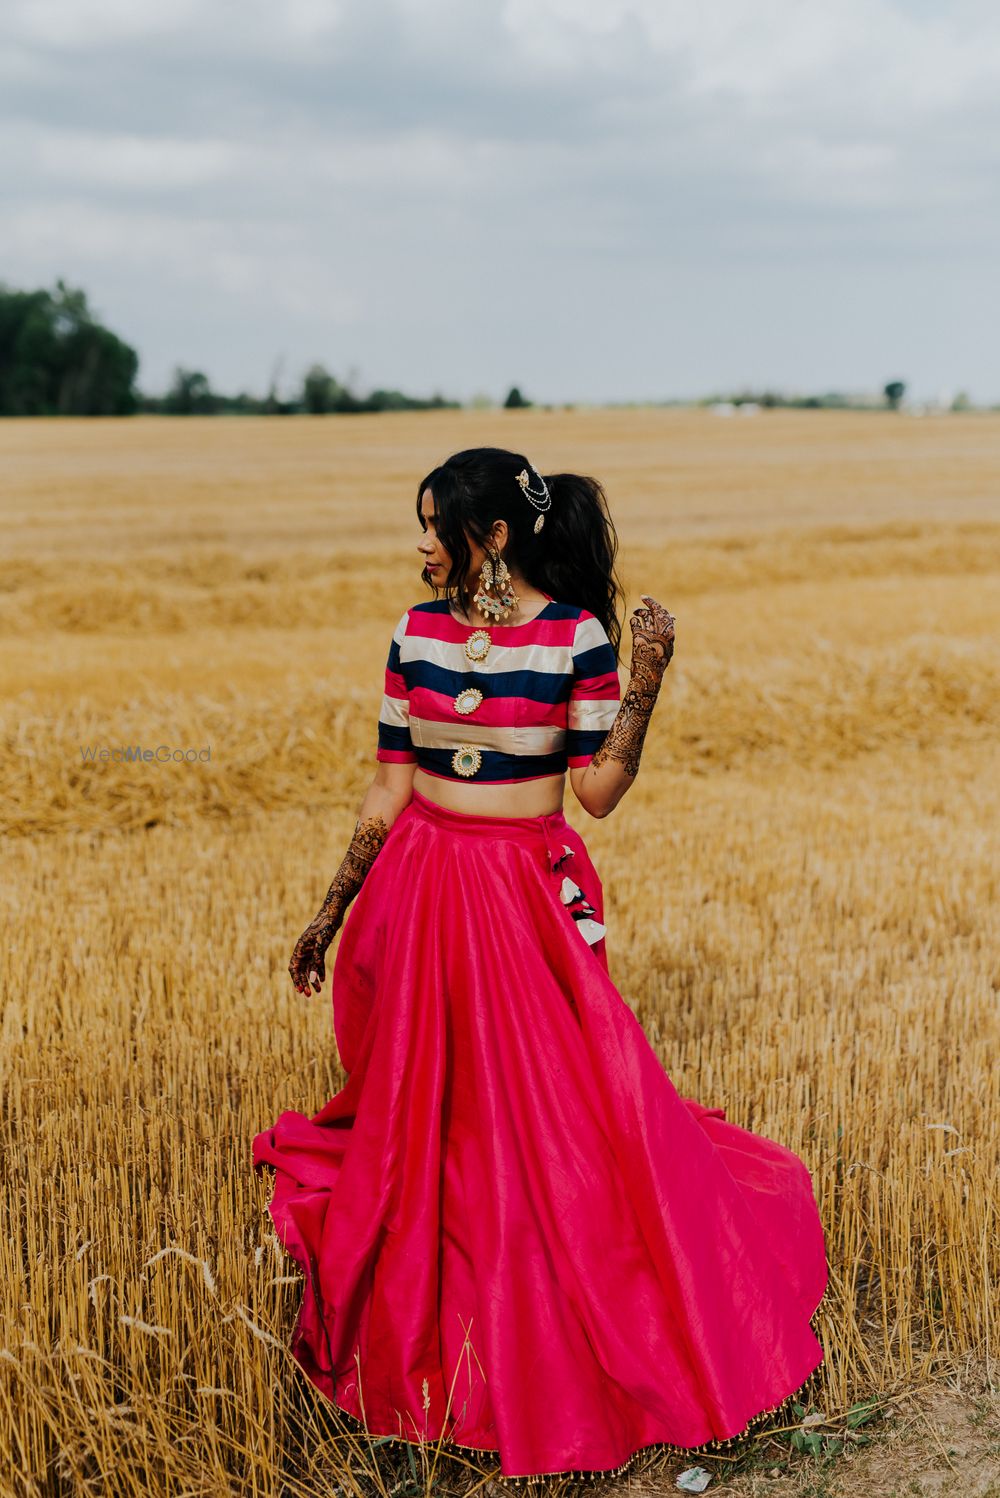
[415,446,625,664]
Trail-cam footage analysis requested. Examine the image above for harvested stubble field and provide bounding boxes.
[1,408,998,1497]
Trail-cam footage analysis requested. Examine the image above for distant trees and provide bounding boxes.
[162,368,217,415]
[0,279,139,415]
[0,281,957,418]
[365,386,455,412]
[297,362,457,413]
[140,375,263,414]
[302,363,341,414]
[699,383,933,412]
[135,361,459,415]
[0,279,465,416]
[300,363,365,413]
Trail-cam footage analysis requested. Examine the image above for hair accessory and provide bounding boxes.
[473,549,519,622]
[515,465,552,532]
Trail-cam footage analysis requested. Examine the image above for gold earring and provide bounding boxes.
[473,549,519,621]
[494,554,519,614]
[474,552,501,621]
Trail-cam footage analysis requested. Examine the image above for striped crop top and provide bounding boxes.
[376,597,622,783]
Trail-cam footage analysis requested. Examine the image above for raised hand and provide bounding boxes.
[591,595,675,778]
[629,594,676,678]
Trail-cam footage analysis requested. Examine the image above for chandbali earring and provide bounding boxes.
[474,549,520,622]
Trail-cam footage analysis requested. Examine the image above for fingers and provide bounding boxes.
[632,595,676,637]
[641,594,674,624]
[289,933,333,995]
[289,942,317,996]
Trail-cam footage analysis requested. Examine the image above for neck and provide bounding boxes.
[507,571,547,607]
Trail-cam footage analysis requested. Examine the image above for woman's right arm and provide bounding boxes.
[288,762,415,995]
[290,608,418,996]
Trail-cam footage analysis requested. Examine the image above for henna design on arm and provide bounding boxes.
[590,596,675,779]
[288,813,390,995]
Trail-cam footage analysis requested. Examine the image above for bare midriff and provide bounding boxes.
[412,768,566,819]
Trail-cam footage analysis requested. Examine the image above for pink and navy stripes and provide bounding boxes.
[376,598,622,783]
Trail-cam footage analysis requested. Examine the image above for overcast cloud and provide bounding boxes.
[2,0,999,403]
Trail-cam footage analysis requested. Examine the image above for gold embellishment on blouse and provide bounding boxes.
[451,744,483,777]
[454,687,483,715]
[464,629,491,663]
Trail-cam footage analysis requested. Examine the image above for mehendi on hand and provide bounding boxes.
[591,596,675,778]
[288,813,390,994]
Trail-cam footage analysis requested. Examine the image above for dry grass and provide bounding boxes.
[1,409,998,1496]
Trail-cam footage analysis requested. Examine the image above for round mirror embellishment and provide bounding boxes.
[452,745,483,777]
[454,687,483,716]
[464,629,491,663]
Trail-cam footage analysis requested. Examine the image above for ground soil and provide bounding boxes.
[604,1366,1000,1498]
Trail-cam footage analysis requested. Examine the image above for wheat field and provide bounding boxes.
[1,408,998,1496]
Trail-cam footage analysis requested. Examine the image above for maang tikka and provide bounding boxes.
[474,550,520,622]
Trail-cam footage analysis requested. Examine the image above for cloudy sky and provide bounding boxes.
[3,0,999,404]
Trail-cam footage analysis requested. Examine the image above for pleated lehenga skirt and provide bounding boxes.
[252,788,828,1480]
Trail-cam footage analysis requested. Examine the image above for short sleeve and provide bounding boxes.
[566,611,621,767]
[376,610,417,763]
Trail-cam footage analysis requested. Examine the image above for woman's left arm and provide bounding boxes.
[569,595,675,819]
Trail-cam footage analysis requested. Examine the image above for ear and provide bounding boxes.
[490,519,509,552]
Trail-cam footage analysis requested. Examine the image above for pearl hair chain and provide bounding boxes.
[515,466,551,532]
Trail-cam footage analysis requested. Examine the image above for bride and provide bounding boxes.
[252,445,828,1482]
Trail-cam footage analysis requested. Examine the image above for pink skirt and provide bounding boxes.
[252,789,828,1481]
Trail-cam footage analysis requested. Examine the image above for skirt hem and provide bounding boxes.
[282,1285,830,1485]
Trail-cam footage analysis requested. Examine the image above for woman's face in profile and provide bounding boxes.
[416,487,449,585]
[417,485,501,595]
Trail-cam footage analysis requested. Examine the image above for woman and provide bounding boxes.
[252,447,828,1483]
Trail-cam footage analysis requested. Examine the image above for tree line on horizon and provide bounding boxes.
[0,280,470,416]
[0,278,982,416]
